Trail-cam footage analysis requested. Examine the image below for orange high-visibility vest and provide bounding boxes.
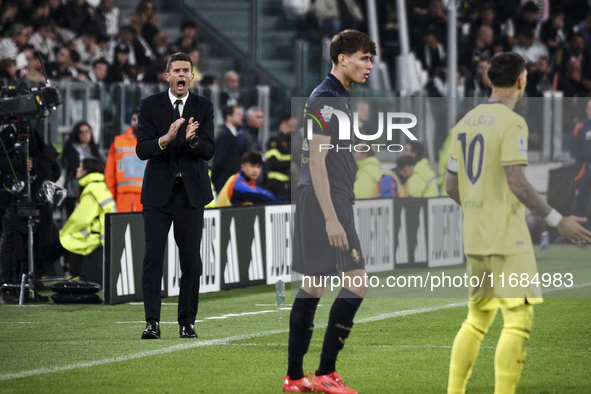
[105,127,145,211]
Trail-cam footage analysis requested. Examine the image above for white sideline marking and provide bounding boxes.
[2,282,590,382]
[0,302,463,381]
[224,343,581,352]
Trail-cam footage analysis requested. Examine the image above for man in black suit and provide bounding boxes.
[136,52,214,339]
[211,105,243,194]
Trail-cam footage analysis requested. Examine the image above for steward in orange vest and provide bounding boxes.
[105,110,145,211]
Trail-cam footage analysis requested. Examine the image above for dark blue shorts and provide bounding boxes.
[292,187,365,276]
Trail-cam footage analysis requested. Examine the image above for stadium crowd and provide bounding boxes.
[0,0,589,299]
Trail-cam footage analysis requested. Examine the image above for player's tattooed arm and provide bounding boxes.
[504,165,552,218]
[445,171,461,205]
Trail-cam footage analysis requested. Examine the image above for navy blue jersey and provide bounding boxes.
[298,73,357,202]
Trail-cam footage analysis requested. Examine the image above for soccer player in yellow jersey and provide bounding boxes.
[445,52,591,394]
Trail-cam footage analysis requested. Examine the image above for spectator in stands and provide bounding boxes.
[131,0,159,47]
[74,26,107,72]
[187,47,202,85]
[0,2,19,35]
[212,105,244,194]
[461,25,493,76]
[265,112,295,201]
[216,152,285,207]
[353,146,382,200]
[59,158,116,284]
[570,99,591,219]
[404,140,439,197]
[239,106,264,154]
[108,25,138,67]
[87,57,108,82]
[540,6,572,57]
[47,0,67,28]
[503,1,540,48]
[465,58,492,97]
[0,58,17,84]
[24,51,46,84]
[576,11,591,51]
[28,19,58,63]
[555,58,590,96]
[141,58,166,83]
[0,22,33,61]
[313,0,364,38]
[105,107,145,212]
[511,29,549,68]
[46,46,86,81]
[169,20,199,55]
[561,33,591,90]
[219,70,241,108]
[63,0,95,36]
[412,0,447,50]
[105,43,136,83]
[380,155,416,198]
[60,121,104,218]
[418,27,446,78]
[96,0,120,39]
[526,57,554,96]
[150,31,168,61]
[465,3,502,48]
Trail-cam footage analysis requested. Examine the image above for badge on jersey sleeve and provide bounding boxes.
[518,136,527,153]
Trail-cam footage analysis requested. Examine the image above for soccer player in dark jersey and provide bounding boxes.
[283,30,376,394]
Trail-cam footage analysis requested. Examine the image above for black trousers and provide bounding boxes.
[141,180,204,325]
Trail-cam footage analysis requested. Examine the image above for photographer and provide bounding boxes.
[0,123,62,303]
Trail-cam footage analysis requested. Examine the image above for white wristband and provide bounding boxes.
[544,209,563,227]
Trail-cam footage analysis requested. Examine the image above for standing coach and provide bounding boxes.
[136,52,214,339]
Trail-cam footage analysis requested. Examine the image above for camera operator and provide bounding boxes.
[0,123,62,304]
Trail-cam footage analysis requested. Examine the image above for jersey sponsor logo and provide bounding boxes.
[518,136,527,153]
[116,225,135,296]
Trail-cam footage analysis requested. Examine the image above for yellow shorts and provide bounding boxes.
[467,252,543,310]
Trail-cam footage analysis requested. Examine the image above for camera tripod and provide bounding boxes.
[1,127,48,305]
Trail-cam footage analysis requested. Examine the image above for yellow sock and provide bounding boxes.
[448,322,484,394]
[494,305,533,394]
[448,306,497,394]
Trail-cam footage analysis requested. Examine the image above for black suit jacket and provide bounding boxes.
[136,90,215,208]
[211,125,241,194]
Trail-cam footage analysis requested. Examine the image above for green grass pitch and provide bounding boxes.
[1,245,589,393]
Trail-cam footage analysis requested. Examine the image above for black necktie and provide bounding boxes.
[171,99,183,175]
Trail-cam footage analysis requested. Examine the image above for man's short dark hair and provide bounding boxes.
[82,158,104,175]
[131,106,139,117]
[69,48,81,64]
[406,140,425,159]
[396,154,416,170]
[521,1,539,13]
[93,58,109,68]
[181,20,196,30]
[487,52,526,88]
[167,52,193,71]
[241,151,263,166]
[280,112,292,124]
[222,105,238,120]
[330,29,377,64]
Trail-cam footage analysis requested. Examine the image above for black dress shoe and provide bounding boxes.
[141,320,160,339]
[179,324,197,338]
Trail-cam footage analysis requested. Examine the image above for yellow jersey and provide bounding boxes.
[449,102,533,255]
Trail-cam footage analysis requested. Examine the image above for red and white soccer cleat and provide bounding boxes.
[312,371,357,394]
[283,373,315,392]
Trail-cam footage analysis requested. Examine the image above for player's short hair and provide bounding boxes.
[222,105,239,120]
[241,151,263,166]
[396,154,416,170]
[406,140,425,159]
[167,52,193,71]
[82,158,104,175]
[487,52,526,88]
[330,29,376,65]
